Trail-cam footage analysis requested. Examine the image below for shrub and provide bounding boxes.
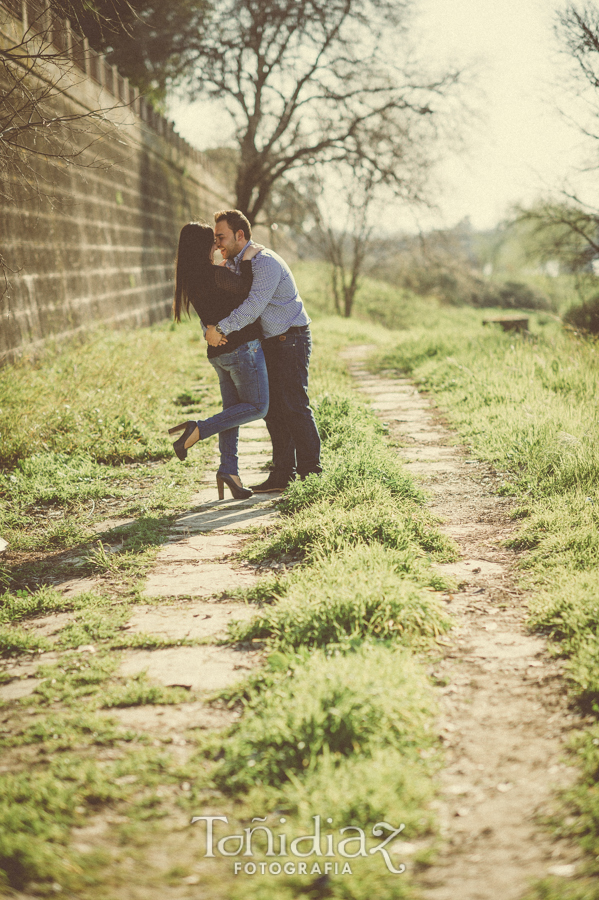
[563,295,599,336]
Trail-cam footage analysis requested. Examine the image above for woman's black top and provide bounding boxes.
[188,261,261,359]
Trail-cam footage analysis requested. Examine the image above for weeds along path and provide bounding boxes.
[345,348,582,900]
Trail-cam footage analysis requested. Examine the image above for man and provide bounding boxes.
[206,209,321,492]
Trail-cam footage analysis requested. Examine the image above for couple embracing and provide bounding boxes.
[170,209,321,499]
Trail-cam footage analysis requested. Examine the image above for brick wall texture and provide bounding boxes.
[1,4,232,364]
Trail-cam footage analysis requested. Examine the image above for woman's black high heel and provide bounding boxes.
[169,421,199,461]
[216,472,253,500]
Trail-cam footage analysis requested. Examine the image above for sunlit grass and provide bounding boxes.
[0,272,450,897]
[229,544,450,650]
[369,293,599,893]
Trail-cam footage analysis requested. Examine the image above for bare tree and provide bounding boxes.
[307,167,376,317]
[509,5,599,271]
[515,198,599,272]
[185,0,464,225]
[0,2,122,200]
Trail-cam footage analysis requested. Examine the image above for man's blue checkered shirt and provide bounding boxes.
[218,241,310,339]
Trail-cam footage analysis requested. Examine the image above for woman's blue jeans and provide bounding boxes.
[198,339,269,476]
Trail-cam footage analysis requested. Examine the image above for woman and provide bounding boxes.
[169,222,267,500]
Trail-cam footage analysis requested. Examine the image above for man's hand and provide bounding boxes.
[206,325,227,347]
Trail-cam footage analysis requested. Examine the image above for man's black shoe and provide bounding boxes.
[250,475,292,493]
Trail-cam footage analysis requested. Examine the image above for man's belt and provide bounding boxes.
[263,324,310,343]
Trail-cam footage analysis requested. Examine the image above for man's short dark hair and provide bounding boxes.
[214,209,252,240]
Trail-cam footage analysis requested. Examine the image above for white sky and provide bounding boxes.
[169,0,589,233]
[415,0,585,230]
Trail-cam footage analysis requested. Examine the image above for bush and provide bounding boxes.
[491,280,549,311]
[563,295,599,335]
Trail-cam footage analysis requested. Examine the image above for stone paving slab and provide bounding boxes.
[387,400,432,411]
[237,427,269,440]
[436,558,506,580]
[365,390,418,402]
[157,533,245,563]
[144,561,258,598]
[126,601,254,640]
[400,447,458,459]
[404,460,463,475]
[237,439,271,454]
[119,644,259,691]
[357,383,417,395]
[400,429,449,442]
[391,413,435,425]
[103,701,236,737]
[91,517,137,534]
[172,502,276,535]
[370,399,414,411]
[237,453,272,468]
[0,678,41,701]
[55,575,105,598]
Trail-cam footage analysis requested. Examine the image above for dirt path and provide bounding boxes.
[1,349,587,899]
[346,350,583,899]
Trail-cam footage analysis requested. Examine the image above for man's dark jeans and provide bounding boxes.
[262,325,321,481]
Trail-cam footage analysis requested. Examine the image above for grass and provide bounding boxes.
[0,319,218,564]
[209,642,435,792]
[0,744,193,894]
[0,269,453,897]
[0,711,140,749]
[173,311,456,898]
[0,324,216,467]
[368,289,599,895]
[229,545,450,650]
[242,393,455,565]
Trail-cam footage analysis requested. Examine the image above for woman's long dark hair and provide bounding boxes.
[173,222,215,323]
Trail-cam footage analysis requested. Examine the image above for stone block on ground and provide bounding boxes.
[103,701,236,736]
[0,678,41,701]
[156,533,245,563]
[437,558,505,580]
[55,576,105,598]
[126,601,254,640]
[173,500,277,535]
[119,644,259,691]
[144,560,258,598]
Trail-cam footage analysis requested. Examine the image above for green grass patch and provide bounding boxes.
[243,393,455,565]
[0,289,452,898]
[0,711,140,750]
[34,652,122,705]
[0,743,190,893]
[0,323,218,468]
[0,624,51,656]
[0,319,223,582]
[102,673,192,708]
[210,643,434,794]
[0,758,126,890]
[229,545,450,650]
[366,285,599,893]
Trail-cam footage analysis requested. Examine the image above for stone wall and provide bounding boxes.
[0,1,232,365]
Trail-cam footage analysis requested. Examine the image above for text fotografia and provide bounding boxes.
[190,815,407,875]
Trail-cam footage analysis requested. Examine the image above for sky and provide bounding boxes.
[168,0,589,233]
[414,0,584,231]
